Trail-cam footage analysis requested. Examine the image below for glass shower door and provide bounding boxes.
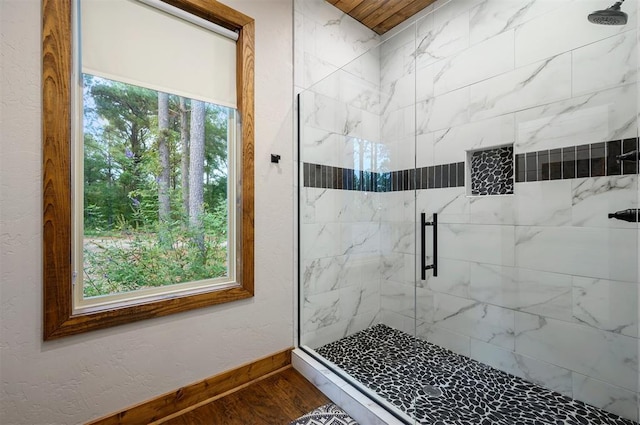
[298,20,422,422]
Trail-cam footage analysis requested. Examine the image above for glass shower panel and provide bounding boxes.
[298,48,385,351]
[298,21,420,422]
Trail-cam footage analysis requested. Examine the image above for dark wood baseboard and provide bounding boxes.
[86,348,293,425]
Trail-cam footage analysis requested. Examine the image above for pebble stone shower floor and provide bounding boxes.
[315,324,637,425]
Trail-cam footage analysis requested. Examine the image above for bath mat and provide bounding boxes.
[288,402,359,425]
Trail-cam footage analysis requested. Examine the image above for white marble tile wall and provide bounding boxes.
[515,312,638,392]
[296,0,389,353]
[469,52,573,122]
[378,190,415,333]
[416,321,471,355]
[572,31,637,97]
[431,108,515,164]
[378,189,418,332]
[468,263,574,322]
[381,279,417,320]
[572,276,638,338]
[379,309,417,336]
[300,87,382,170]
[424,257,470,297]
[380,25,416,89]
[418,86,471,133]
[513,180,573,226]
[468,0,568,46]
[469,339,573,396]
[515,84,638,152]
[572,373,640,421]
[572,175,639,229]
[438,222,516,266]
[431,292,517,350]
[514,225,637,282]
[432,29,514,96]
[514,0,637,68]
[294,0,379,92]
[379,23,418,172]
[300,186,384,349]
[414,5,469,69]
[386,0,640,170]
[295,0,383,173]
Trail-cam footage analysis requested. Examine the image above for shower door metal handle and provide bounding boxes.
[421,212,438,280]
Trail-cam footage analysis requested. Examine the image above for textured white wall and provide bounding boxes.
[0,0,293,424]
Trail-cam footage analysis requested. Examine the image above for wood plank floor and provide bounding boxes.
[159,367,330,425]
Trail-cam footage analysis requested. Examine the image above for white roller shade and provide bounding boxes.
[81,0,237,108]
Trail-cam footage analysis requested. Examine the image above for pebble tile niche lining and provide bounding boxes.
[470,145,514,196]
[315,324,637,425]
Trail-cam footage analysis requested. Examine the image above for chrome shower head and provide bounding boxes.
[588,1,628,25]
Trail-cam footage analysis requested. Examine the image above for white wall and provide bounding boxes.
[0,0,293,423]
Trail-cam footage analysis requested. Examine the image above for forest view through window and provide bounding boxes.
[78,74,236,303]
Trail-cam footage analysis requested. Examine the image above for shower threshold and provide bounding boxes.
[310,324,636,425]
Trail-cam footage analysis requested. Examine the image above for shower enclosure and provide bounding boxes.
[298,0,639,422]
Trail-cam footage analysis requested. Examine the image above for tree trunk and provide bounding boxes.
[189,100,206,253]
[179,97,190,217]
[158,92,170,225]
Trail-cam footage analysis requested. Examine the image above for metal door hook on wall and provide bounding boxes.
[421,212,438,280]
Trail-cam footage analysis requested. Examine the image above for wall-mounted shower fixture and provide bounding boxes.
[588,1,628,25]
[608,209,639,222]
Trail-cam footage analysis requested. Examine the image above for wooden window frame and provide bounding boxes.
[42,0,255,340]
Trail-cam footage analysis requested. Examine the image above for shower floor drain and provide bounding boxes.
[421,384,442,397]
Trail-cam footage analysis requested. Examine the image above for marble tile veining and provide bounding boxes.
[515,312,638,392]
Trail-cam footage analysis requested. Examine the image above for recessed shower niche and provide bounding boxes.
[467,145,515,196]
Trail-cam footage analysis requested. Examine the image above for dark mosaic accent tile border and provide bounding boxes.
[316,324,637,425]
[304,162,379,192]
[303,162,464,192]
[515,138,639,183]
[470,146,514,196]
[304,138,639,193]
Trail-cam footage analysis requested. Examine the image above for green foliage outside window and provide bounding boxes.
[82,75,231,298]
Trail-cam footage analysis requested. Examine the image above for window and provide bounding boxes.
[42,0,255,340]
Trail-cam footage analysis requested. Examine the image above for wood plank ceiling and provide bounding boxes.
[326,0,437,35]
